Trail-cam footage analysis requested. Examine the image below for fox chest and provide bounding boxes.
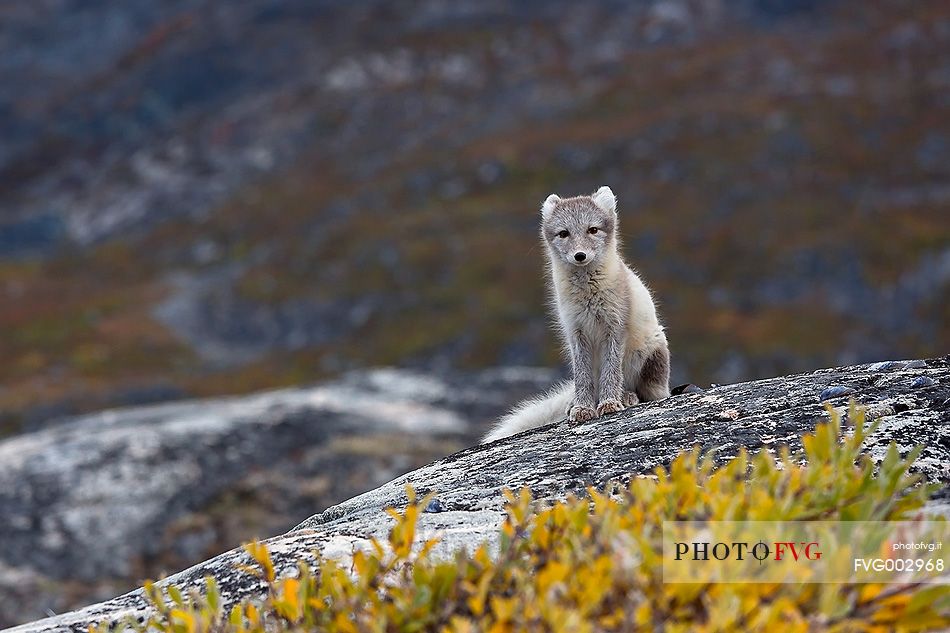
[558,282,626,333]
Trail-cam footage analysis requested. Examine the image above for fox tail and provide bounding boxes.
[481,381,574,444]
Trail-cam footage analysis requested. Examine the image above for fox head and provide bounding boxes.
[540,186,618,269]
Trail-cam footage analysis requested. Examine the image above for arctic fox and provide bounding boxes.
[482,186,670,443]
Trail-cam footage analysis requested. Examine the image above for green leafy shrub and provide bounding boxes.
[110,406,948,632]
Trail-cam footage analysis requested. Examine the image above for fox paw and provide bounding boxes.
[568,405,597,422]
[597,399,626,416]
[623,391,640,407]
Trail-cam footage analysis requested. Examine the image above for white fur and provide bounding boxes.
[481,381,575,443]
[541,194,560,220]
[591,185,616,213]
[553,261,664,363]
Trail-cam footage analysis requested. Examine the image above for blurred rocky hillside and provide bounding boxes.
[1,1,948,431]
[0,366,555,627]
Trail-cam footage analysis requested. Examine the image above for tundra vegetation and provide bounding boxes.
[109,407,949,632]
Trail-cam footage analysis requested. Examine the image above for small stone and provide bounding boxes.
[869,359,927,371]
[869,360,904,371]
[819,385,855,401]
[719,409,740,420]
[424,499,444,513]
[910,376,936,389]
[671,383,704,395]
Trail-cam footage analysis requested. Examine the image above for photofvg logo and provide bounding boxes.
[674,539,822,563]
[662,521,948,584]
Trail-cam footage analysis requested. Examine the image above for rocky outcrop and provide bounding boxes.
[0,367,556,629]
[6,357,947,633]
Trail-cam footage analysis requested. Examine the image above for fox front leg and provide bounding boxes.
[597,326,626,416]
[568,330,597,422]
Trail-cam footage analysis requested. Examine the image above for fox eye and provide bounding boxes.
[557,230,569,239]
[589,227,599,234]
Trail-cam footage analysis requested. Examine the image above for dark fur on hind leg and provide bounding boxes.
[636,347,671,401]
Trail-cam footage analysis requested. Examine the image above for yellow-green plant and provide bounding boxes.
[109,405,949,632]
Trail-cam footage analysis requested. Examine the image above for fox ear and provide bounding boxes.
[591,186,616,214]
[541,194,560,220]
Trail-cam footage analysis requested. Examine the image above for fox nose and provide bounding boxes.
[574,252,587,262]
